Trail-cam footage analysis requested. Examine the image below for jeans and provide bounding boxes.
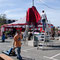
[17,47,22,60]
[2,35,5,42]
[42,19,46,31]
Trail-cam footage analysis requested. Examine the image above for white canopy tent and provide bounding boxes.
[11,17,26,25]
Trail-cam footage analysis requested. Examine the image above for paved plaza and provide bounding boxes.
[0,37,60,60]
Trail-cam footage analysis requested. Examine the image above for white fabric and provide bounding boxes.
[1,27,4,35]
[1,27,4,32]
[41,13,47,20]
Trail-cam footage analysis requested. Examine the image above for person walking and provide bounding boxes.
[13,30,23,60]
[2,32,5,42]
[41,10,47,31]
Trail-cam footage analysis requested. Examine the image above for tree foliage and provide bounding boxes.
[0,14,7,27]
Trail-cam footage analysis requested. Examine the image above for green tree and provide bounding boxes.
[0,14,7,27]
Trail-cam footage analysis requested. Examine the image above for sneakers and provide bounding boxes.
[17,57,22,60]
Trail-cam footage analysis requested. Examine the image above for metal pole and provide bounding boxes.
[32,0,34,6]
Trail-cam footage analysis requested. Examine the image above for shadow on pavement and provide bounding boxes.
[22,57,35,60]
[0,41,11,43]
[39,45,60,51]
[12,57,35,60]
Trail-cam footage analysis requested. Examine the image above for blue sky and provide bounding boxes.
[0,0,60,26]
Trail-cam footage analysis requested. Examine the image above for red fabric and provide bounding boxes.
[42,30,45,33]
[51,24,53,26]
[26,8,36,23]
[26,6,41,24]
[32,6,41,23]
[16,28,22,31]
[20,27,22,31]
[40,27,42,32]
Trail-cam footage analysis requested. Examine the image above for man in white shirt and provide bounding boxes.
[41,10,47,31]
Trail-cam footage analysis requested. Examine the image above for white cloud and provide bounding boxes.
[0,0,8,2]
[45,10,60,26]
[0,3,15,7]
[4,8,26,19]
[4,8,26,14]
[0,0,17,8]
[36,0,59,4]
[6,13,26,20]
[39,0,57,2]
[0,1,15,7]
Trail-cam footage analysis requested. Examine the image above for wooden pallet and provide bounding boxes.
[0,54,13,60]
